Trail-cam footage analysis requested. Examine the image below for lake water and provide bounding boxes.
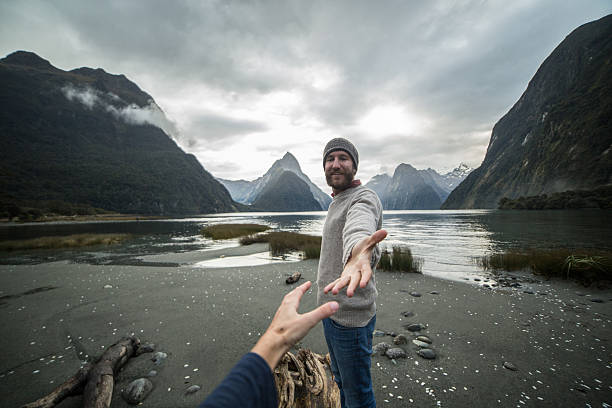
[1,210,610,282]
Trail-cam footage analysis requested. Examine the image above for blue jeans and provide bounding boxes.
[322,315,376,408]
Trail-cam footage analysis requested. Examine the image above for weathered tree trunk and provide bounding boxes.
[274,349,340,408]
[286,272,301,284]
[22,336,142,408]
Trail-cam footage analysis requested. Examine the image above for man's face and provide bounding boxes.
[324,150,356,191]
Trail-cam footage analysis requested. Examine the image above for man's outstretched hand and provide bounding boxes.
[251,281,339,369]
[324,229,387,297]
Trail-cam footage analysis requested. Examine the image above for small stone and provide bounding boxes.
[474,278,481,282]
[412,339,430,348]
[503,361,518,371]
[401,311,415,318]
[373,329,386,337]
[146,370,157,377]
[122,378,153,404]
[152,351,167,365]
[385,348,407,359]
[416,335,432,344]
[417,349,436,359]
[286,272,301,284]
[386,331,398,337]
[538,292,548,296]
[372,342,391,356]
[139,343,155,353]
[429,291,439,295]
[185,385,201,394]
[393,334,408,345]
[523,290,534,294]
[590,298,604,303]
[404,323,425,332]
[409,292,421,297]
[103,285,113,289]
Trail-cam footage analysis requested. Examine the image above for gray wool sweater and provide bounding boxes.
[317,185,383,327]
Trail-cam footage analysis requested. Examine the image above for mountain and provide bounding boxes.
[218,152,331,211]
[366,163,472,209]
[0,51,239,216]
[442,15,612,209]
[251,171,322,211]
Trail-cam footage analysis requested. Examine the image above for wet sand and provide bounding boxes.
[0,244,610,407]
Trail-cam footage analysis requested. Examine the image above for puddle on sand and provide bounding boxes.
[194,252,302,268]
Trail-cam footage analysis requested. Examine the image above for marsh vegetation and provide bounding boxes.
[378,246,423,273]
[0,233,131,251]
[201,223,270,239]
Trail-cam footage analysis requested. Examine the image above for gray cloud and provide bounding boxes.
[183,113,268,149]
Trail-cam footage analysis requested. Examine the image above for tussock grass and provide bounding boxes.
[0,234,131,251]
[477,248,612,284]
[201,223,270,240]
[240,231,322,259]
[379,246,423,273]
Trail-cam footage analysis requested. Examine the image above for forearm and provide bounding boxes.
[251,331,287,370]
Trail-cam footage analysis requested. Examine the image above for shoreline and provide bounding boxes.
[0,244,610,407]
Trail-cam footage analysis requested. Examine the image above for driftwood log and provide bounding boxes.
[274,349,340,408]
[23,336,143,408]
[286,272,301,284]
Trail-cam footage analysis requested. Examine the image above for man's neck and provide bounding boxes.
[331,179,361,197]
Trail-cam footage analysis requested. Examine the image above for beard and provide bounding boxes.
[325,167,355,191]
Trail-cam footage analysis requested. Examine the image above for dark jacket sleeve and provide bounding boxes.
[199,352,278,408]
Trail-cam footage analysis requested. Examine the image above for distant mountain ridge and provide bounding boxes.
[443,15,612,209]
[218,152,331,211]
[365,163,472,210]
[0,50,239,216]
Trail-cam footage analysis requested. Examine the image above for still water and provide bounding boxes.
[1,210,610,282]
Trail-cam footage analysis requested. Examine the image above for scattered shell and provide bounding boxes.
[412,339,430,348]
[103,285,113,289]
[185,385,201,394]
[404,323,426,332]
[409,292,422,297]
[416,335,432,344]
[503,361,518,371]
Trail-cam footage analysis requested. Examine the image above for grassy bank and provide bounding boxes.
[240,231,322,259]
[201,223,270,239]
[477,248,612,284]
[0,233,131,251]
[378,246,423,273]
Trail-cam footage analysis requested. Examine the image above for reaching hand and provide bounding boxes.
[324,229,387,297]
[251,281,339,369]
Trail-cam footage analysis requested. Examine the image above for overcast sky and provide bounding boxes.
[1,1,610,192]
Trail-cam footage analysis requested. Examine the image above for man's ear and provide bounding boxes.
[352,166,357,176]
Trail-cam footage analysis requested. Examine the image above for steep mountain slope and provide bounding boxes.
[251,170,322,211]
[443,15,612,209]
[0,51,238,215]
[218,152,331,210]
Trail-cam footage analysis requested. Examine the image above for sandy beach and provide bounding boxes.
[0,243,610,407]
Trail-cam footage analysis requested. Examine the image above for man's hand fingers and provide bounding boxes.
[332,275,351,294]
[360,264,372,288]
[324,279,339,294]
[284,280,312,307]
[366,229,387,250]
[347,275,359,297]
[301,301,339,328]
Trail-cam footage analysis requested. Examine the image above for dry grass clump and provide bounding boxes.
[477,248,612,284]
[378,246,423,273]
[240,231,322,259]
[0,234,131,251]
[201,223,270,240]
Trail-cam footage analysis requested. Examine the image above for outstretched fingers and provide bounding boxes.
[301,301,339,328]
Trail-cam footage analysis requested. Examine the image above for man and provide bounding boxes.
[318,137,386,408]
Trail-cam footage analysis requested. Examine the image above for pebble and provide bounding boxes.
[122,378,153,404]
[503,361,518,371]
[146,370,157,377]
[401,311,415,318]
[412,339,430,348]
[523,290,534,294]
[430,291,439,295]
[372,342,391,356]
[152,351,168,365]
[417,349,436,359]
[386,331,398,337]
[140,343,156,353]
[404,323,426,332]
[410,292,421,297]
[373,329,386,337]
[474,278,481,282]
[103,285,113,289]
[590,298,604,303]
[416,335,432,344]
[185,385,201,394]
[385,348,407,359]
[393,334,408,345]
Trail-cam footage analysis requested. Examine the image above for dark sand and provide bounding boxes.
[1,243,610,407]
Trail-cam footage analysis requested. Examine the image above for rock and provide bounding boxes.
[146,370,157,377]
[409,292,421,297]
[386,331,398,337]
[385,348,407,359]
[286,272,301,284]
[404,323,425,332]
[373,329,386,337]
[538,292,548,296]
[393,334,408,345]
[122,378,153,404]
[151,351,167,365]
[474,278,481,282]
[430,291,439,295]
[185,385,201,394]
[103,284,113,289]
[372,342,391,356]
[139,343,156,353]
[401,311,415,318]
[590,298,604,303]
[510,282,522,288]
[416,335,432,344]
[412,339,430,348]
[523,290,534,294]
[417,349,436,359]
[503,361,518,371]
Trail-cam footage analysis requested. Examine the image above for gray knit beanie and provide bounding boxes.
[323,138,359,170]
